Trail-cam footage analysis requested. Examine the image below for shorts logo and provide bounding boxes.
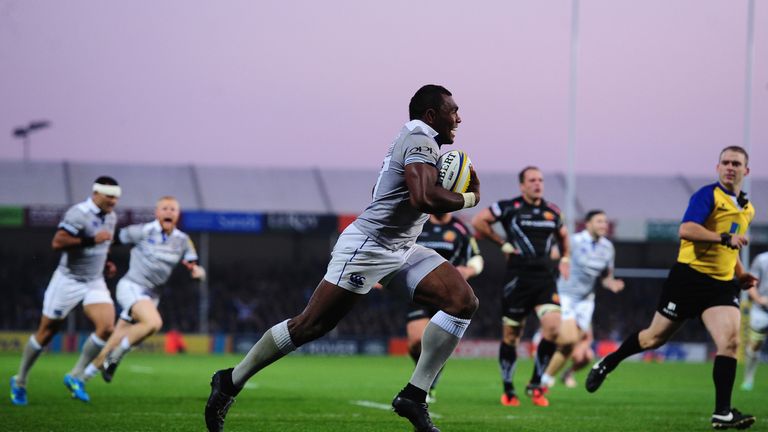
[733,297,740,306]
[349,273,366,288]
[663,302,678,318]
[53,309,63,317]
[729,223,740,234]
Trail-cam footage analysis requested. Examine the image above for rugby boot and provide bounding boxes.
[64,374,90,402]
[711,408,756,430]
[10,376,28,406]
[392,395,440,432]
[205,369,237,432]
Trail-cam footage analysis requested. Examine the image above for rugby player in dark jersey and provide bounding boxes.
[472,166,570,407]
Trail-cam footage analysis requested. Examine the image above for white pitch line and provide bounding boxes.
[243,382,259,389]
[128,365,155,374]
[350,400,442,418]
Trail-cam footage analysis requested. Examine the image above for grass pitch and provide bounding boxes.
[2,353,766,431]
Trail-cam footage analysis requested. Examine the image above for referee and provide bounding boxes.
[586,146,758,430]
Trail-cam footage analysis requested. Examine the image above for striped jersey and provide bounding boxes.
[489,196,564,269]
[56,198,118,281]
[119,220,198,288]
[417,217,479,266]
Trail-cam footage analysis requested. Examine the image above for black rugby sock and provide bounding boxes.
[713,355,736,414]
[398,383,427,403]
[604,331,642,371]
[499,342,517,395]
[530,338,556,385]
[219,368,241,396]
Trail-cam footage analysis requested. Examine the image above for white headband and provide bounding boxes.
[93,183,122,197]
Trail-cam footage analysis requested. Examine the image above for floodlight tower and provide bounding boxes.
[12,120,51,163]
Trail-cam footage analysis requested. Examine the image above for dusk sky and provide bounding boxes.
[0,0,766,177]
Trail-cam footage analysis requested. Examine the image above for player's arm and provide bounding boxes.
[471,207,515,255]
[456,237,484,280]
[181,237,206,280]
[679,222,748,249]
[405,163,479,213]
[678,186,747,249]
[600,269,625,293]
[735,256,758,291]
[52,228,112,251]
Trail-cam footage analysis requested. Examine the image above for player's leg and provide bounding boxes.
[83,318,131,382]
[563,331,593,387]
[542,318,580,387]
[406,313,442,402]
[527,306,560,406]
[64,300,114,402]
[742,332,763,391]
[499,322,523,406]
[703,306,755,429]
[10,315,65,406]
[742,305,767,391]
[205,224,383,431]
[12,270,86,405]
[407,316,430,362]
[392,261,477,431]
[205,279,362,432]
[586,312,682,393]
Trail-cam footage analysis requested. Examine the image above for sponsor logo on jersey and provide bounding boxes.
[349,273,366,288]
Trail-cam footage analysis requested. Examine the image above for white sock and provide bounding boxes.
[744,346,758,384]
[16,335,44,386]
[70,333,106,379]
[83,363,100,381]
[232,320,296,388]
[409,312,470,391]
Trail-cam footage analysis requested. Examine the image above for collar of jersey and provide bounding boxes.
[151,219,178,237]
[404,120,438,138]
[84,198,102,214]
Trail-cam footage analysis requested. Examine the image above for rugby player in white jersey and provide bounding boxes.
[78,196,205,386]
[741,251,768,391]
[205,84,481,432]
[10,177,120,405]
[540,210,624,390]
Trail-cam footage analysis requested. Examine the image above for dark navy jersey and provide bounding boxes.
[489,196,564,268]
[416,217,479,266]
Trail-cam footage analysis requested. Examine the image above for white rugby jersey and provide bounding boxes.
[558,230,615,298]
[119,220,198,289]
[354,120,442,250]
[56,198,117,281]
[752,252,768,298]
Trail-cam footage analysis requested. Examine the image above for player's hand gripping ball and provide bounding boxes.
[437,150,472,193]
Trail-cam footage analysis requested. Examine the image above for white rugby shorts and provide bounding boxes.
[42,269,113,319]
[116,278,160,322]
[749,304,768,334]
[559,292,595,331]
[324,223,446,296]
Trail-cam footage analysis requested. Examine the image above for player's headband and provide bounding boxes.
[93,183,122,197]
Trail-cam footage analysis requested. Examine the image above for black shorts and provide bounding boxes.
[502,267,559,323]
[406,303,439,323]
[656,263,740,321]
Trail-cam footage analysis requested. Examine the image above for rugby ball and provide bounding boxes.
[437,150,472,193]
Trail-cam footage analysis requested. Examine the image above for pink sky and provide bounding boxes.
[0,0,765,177]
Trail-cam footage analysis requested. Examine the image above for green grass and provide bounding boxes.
[2,353,766,431]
